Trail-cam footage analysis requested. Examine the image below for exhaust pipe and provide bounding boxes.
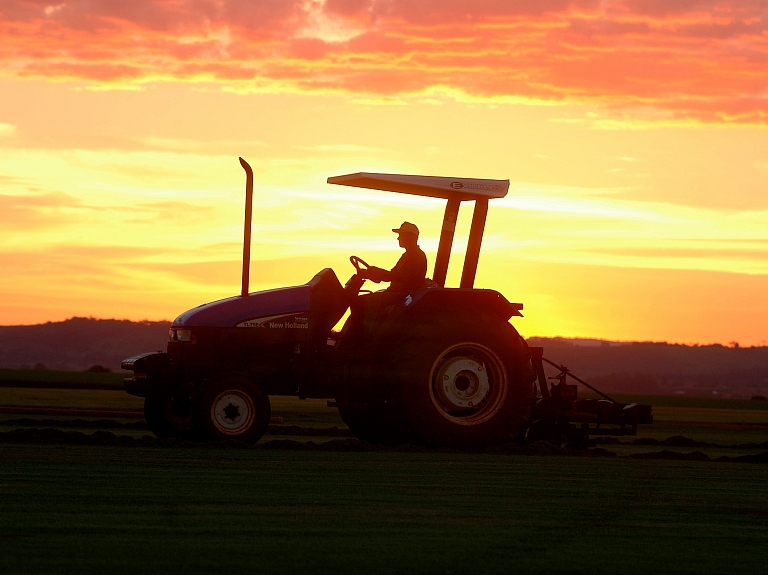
[239,157,254,298]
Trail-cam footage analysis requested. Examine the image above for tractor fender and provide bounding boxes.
[406,287,523,321]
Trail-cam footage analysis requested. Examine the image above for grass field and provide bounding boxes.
[1,371,767,574]
[1,445,767,575]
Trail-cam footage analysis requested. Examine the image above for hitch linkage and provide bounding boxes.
[526,347,653,449]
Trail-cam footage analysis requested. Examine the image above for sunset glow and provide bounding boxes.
[2,1,768,345]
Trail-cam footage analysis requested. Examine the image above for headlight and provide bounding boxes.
[169,328,193,342]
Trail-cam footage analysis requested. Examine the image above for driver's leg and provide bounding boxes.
[362,291,385,334]
[340,292,375,344]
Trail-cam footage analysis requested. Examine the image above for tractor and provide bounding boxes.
[122,158,652,449]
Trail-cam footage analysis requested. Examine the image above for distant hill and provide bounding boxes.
[528,337,768,398]
[0,317,169,372]
[0,318,766,398]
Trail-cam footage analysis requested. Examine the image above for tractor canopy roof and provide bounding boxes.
[327,172,509,201]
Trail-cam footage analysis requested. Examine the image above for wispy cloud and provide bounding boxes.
[123,200,216,224]
[0,191,84,229]
[2,1,768,123]
[593,246,768,261]
[300,143,387,153]
[140,137,266,154]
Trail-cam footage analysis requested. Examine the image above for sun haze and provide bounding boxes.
[1,0,767,345]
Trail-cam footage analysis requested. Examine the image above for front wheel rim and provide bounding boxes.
[428,342,508,426]
[211,390,255,435]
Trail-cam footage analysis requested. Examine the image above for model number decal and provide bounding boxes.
[237,314,309,329]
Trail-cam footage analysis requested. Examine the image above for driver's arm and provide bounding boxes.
[364,252,408,283]
[363,266,390,283]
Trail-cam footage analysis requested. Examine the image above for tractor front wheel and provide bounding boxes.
[195,375,270,443]
[144,395,196,439]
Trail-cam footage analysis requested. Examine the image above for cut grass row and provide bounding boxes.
[2,388,768,446]
[3,368,768,409]
[579,391,768,410]
[3,388,768,417]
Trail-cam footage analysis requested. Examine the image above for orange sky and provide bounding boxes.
[2,1,768,345]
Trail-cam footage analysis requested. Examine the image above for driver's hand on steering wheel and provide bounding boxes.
[365,266,386,283]
[351,255,385,283]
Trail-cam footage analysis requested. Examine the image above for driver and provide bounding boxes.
[362,221,428,295]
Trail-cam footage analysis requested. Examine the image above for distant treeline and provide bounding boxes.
[528,337,768,397]
[0,318,766,397]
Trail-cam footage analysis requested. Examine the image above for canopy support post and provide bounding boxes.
[460,198,488,289]
[432,196,461,287]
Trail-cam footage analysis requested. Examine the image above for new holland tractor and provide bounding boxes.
[122,158,652,449]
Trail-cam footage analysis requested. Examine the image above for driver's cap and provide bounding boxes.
[392,221,419,237]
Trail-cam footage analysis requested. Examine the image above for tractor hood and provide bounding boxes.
[172,285,311,328]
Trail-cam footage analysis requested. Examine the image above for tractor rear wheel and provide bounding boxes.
[195,375,271,444]
[393,314,534,450]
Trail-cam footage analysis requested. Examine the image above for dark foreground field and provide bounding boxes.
[2,444,767,575]
[1,373,767,574]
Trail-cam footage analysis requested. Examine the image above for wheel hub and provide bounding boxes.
[223,403,240,421]
[212,391,254,434]
[428,342,508,426]
[434,357,490,410]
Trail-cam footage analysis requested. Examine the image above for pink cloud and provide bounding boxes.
[2,1,768,122]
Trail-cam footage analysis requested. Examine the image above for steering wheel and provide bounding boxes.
[349,255,370,274]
